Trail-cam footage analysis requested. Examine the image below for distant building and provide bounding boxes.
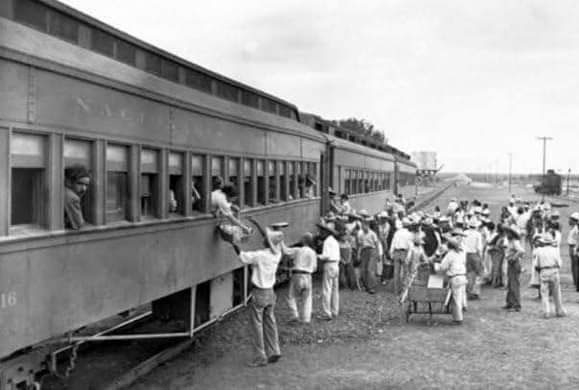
[412,151,437,172]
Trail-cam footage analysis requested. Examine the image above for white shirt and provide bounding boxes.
[568,225,579,246]
[390,228,413,254]
[211,189,232,216]
[534,246,562,269]
[239,249,282,289]
[284,246,317,273]
[463,228,483,255]
[320,235,340,262]
[435,249,467,277]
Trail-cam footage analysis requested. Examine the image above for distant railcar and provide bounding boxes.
[534,170,562,196]
[0,0,416,387]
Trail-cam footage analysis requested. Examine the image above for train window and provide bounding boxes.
[243,159,254,207]
[216,81,240,102]
[211,157,224,190]
[145,51,162,76]
[106,144,129,223]
[297,162,305,199]
[358,171,364,194]
[141,148,160,219]
[161,59,179,82]
[364,171,370,193]
[116,39,137,66]
[185,68,212,93]
[64,138,93,224]
[263,99,278,114]
[91,29,115,58]
[10,133,47,230]
[48,10,79,43]
[256,160,266,205]
[241,90,259,108]
[228,158,240,194]
[191,154,204,213]
[279,105,292,118]
[279,161,288,201]
[168,152,184,216]
[288,162,297,200]
[345,170,351,195]
[268,161,277,203]
[14,0,49,32]
[311,163,319,197]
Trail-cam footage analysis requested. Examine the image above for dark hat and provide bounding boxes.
[270,222,289,230]
[328,187,337,195]
[317,222,338,236]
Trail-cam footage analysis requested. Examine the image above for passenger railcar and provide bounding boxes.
[0,0,416,387]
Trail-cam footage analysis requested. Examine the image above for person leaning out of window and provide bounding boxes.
[64,165,91,230]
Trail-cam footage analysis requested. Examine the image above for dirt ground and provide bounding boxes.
[128,185,579,390]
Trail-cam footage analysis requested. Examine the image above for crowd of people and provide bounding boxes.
[225,190,579,368]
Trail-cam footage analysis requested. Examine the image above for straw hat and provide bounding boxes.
[571,212,579,221]
[270,222,289,230]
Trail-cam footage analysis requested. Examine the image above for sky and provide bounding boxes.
[62,0,579,174]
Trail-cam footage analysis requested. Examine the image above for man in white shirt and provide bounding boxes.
[231,220,284,367]
[284,233,317,323]
[463,220,483,300]
[390,218,414,294]
[435,230,467,324]
[534,234,566,318]
[317,223,341,320]
[568,212,579,292]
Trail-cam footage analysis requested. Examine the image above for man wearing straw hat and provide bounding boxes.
[229,218,285,367]
[503,225,525,312]
[317,222,341,321]
[463,219,484,300]
[390,217,415,294]
[357,215,381,294]
[435,229,468,324]
[534,233,566,318]
[284,232,317,324]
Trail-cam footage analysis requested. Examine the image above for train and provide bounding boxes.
[534,170,562,196]
[0,0,417,387]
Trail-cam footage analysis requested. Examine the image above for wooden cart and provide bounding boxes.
[400,264,452,323]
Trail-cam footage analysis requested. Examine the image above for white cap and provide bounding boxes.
[571,212,579,221]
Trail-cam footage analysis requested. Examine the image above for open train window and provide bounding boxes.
[311,163,318,197]
[145,51,162,76]
[168,152,184,216]
[268,161,277,203]
[64,138,93,225]
[191,155,204,213]
[241,90,259,108]
[243,159,254,207]
[297,162,305,199]
[256,160,266,205]
[116,39,137,66]
[161,59,179,82]
[10,133,46,232]
[141,149,160,219]
[91,28,115,58]
[228,158,240,194]
[185,68,212,93]
[288,162,297,200]
[279,161,288,201]
[211,157,224,190]
[106,144,129,223]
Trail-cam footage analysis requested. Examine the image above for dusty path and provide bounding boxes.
[129,185,579,390]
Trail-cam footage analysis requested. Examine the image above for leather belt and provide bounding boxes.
[292,270,311,275]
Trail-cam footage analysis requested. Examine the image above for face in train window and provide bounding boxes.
[140,148,160,219]
[168,152,184,215]
[228,158,240,200]
[64,138,93,229]
[106,144,129,223]
[191,155,204,213]
[211,157,224,191]
[10,133,47,231]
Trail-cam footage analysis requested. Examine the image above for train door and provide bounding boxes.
[320,142,335,216]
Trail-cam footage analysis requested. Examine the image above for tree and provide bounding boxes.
[331,117,386,143]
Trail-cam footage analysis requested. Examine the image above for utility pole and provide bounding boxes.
[537,136,553,178]
[508,153,512,193]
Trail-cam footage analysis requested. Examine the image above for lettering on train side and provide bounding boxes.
[74,96,145,124]
[0,292,17,309]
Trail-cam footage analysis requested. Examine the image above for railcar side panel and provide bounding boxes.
[35,69,171,141]
[0,199,320,358]
[0,59,28,122]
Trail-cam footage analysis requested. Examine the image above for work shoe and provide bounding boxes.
[247,359,268,368]
[317,315,332,321]
[268,355,281,364]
